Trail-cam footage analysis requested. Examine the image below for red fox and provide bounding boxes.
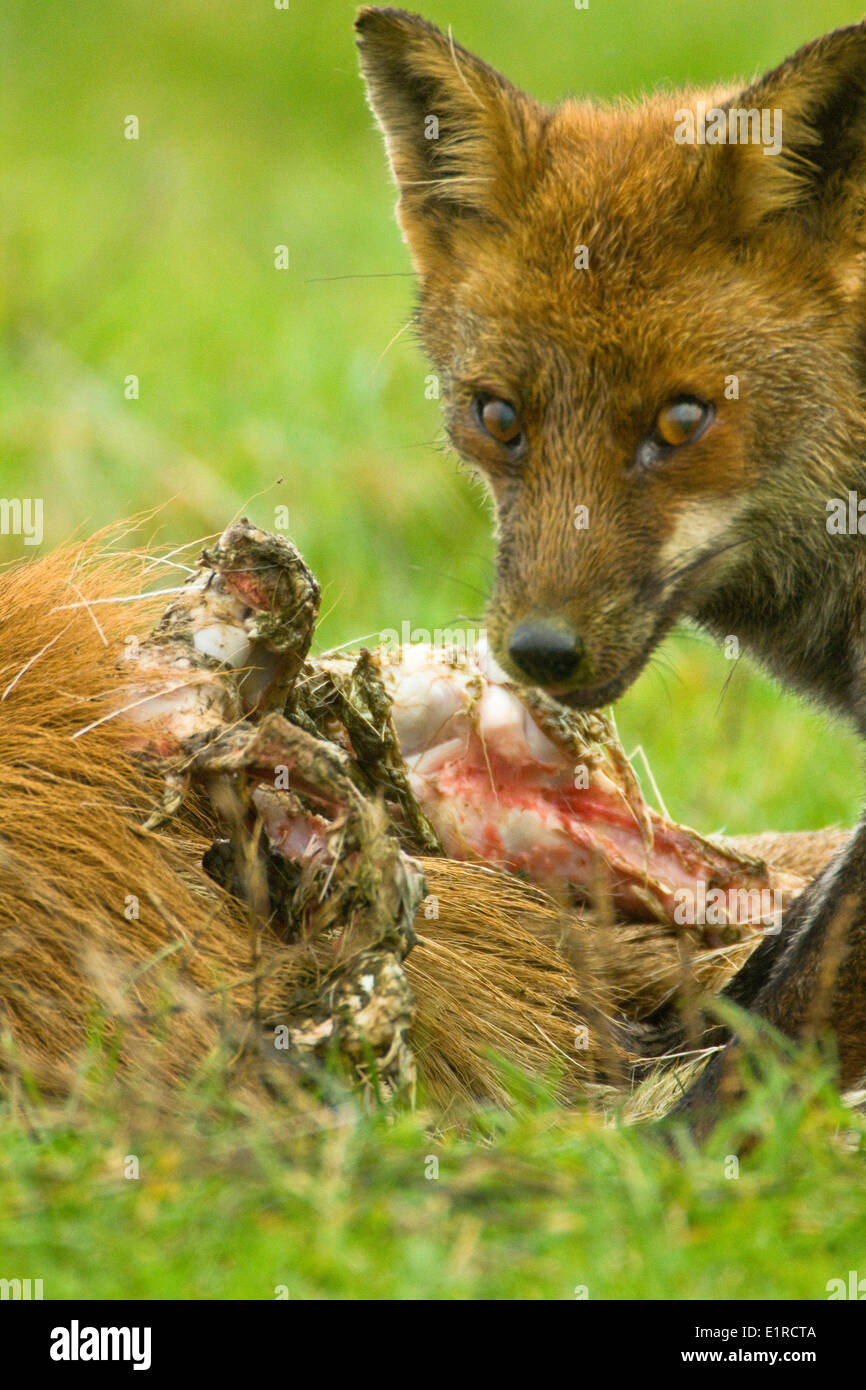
[355,10,866,1126]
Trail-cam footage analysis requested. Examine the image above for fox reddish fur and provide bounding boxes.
[355,11,866,1125]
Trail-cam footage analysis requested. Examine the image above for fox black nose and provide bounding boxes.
[507,621,585,688]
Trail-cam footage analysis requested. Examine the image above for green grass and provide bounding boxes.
[1,1042,864,1300]
[3,0,866,1300]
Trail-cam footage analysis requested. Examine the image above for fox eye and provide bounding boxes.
[653,398,713,448]
[476,395,523,446]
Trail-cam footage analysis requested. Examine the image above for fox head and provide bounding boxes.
[356,10,866,708]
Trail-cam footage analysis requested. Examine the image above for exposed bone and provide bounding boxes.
[114,519,808,1098]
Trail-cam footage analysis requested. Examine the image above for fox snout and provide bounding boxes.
[493,602,650,709]
[487,519,710,707]
[495,602,673,709]
[506,620,589,691]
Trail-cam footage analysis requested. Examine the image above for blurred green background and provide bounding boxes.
[2,0,862,834]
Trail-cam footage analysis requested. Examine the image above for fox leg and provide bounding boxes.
[676,818,866,1133]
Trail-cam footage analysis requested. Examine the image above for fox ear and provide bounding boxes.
[355,7,545,272]
[723,23,866,235]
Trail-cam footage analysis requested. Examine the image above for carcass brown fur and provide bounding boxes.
[0,534,847,1110]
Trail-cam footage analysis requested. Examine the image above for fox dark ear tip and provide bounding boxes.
[354,6,378,33]
[354,7,414,34]
[355,7,436,42]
